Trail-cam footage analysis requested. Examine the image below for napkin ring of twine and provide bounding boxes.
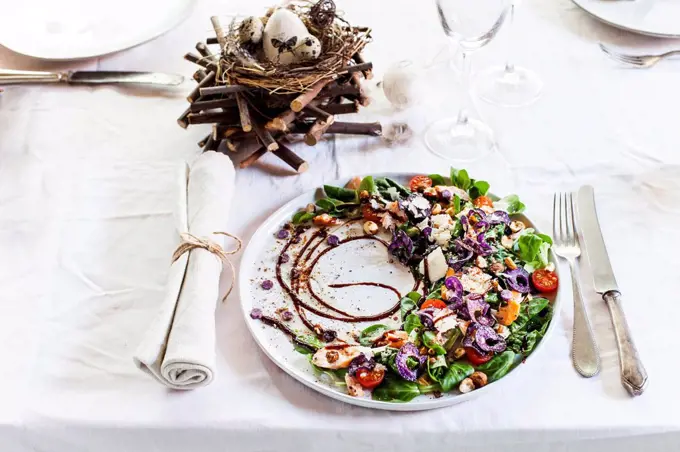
[171,231,242,302]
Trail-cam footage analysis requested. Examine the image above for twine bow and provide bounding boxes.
[172,231,242,302]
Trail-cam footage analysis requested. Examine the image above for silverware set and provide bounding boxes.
[552,186,648,396]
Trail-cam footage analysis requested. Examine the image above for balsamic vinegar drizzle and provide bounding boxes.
[273,221,418,337]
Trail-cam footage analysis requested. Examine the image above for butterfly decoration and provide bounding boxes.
[270,36,298,54]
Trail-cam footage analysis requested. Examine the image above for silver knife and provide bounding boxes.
[0,69,184,86]
[578,185,648,396]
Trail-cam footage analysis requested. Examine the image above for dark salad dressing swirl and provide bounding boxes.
[273,222,418,337]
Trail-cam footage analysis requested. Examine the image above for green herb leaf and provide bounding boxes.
[296,333,324,350]
[315,198,337,212]
[400,295,418,321]
[440,362,474,392]
[476,350,517,382]
[428,174,448,186]
[456,169,471,190]
[292,211,315,224]
[404,313,423,334]
[527,297,550,317]
[359,176,377,194]
[453,194,461,214]
[427,355,448,382]
[485,292,500,307]
[358,324,390,346]
[323,185,357,202]
[494,194,526,214]
[515,232,552,271]
[372,376,421,402]
[422,331,446,355]
[443,328,461,352]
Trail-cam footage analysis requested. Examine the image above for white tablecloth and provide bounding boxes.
[1,0,679,451]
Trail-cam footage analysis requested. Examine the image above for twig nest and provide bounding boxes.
[310,0,336,28]
[239,16,264,44]
[263,8,322,65]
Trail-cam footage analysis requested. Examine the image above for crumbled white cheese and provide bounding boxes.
[415,218,430,230]
[369,199,381,210]
[412,195,431,210]
[418,247,448,282]
[461,267,493,294]
[386,186,399,201]
[430,214,455,247]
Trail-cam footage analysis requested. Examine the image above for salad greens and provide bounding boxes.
[261,169,557,403]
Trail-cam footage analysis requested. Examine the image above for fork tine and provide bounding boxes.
[569,192,578,247]
[558,192,564,245]
[561,192,570,246]
[552,193,558,245]
[601,46,648,66]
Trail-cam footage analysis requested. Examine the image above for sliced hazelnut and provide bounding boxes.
[470,371,488,388]
[363,220,379,235]
[504,257,517,270]
[346,176,362,190]
[359,190,370,200]
[490,262,505,274]
[305,203,316,213]
[501,235,514,249]
[326,350,339,363]
[452,347,466,360]
[509,220,525,233]
[459,377,475,393]
[475,255,488,269]
[445,207,457,217]
[431,203,443,215]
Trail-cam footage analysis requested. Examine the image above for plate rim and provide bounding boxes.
[239,172,561,411]
[571,0,680,38]
[0,0,195,61]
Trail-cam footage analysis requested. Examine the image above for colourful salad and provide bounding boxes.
[251,169,558,403]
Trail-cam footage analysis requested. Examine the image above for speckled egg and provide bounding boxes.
[239,16,264,45]
[294,35,322,62]
[263,8,310,65]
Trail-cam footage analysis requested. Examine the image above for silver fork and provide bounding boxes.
[599,43,680,68]
[553,192,601,378]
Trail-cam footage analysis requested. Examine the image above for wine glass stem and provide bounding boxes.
[505,2,516,73]
[457,50,473,124]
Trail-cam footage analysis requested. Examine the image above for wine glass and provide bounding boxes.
[425,0,511,162]
[475,1,543,107]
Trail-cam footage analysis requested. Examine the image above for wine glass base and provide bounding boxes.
[475,65,543,107]
[424,117,495,162]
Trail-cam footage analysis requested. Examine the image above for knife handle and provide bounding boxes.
[0,69,65,85]
[603,290,648,396]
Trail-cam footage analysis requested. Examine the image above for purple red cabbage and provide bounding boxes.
[502,267,531,293]
[488,210,511,225]
[348,354,376,376]
[399,194,431,222]
[463,323,507,354]
[418,309,436,330]
[443,276,463,302]
[395,343,426,381]
[388,229,415,264]
[500,290,513,302]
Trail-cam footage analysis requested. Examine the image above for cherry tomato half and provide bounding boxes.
[361,204,383,223]
[409,175,433,192]
[473,196,494,208]
[421,299,447,310]
[355,367,386,389]
[532,269,559,293]
[465,347,493,366]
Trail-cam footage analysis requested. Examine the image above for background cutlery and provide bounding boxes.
[553,192,601,378]
[599,44,680,68]
[0,69,184,86]
[578,185,648,396]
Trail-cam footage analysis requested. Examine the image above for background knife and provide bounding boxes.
[0,69,184,86]
[578,185,648,396]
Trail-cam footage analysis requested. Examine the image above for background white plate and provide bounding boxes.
[239,173,561,411]
[572,0,680,38]
[0,0,195,60]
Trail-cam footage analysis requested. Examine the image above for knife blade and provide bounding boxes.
[67,71,184,86]
[0,69,184,86]
[577,185,618,293]
[577,185,648,396]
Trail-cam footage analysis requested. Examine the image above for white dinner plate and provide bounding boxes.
[572,0,680,38]
[239,173,561,411]
[0,0,195,60]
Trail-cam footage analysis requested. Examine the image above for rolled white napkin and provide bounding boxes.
[134,151,236,390]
